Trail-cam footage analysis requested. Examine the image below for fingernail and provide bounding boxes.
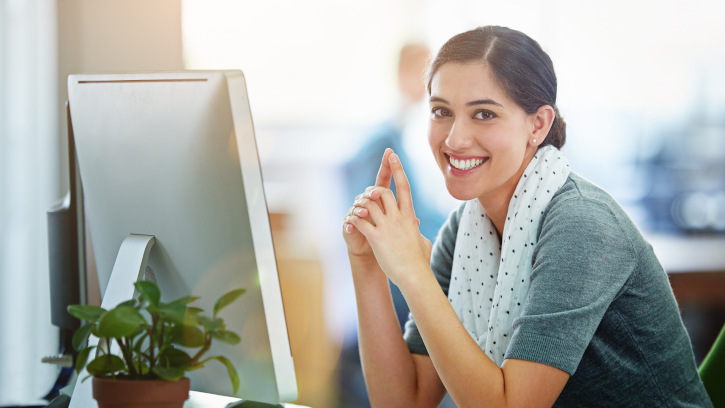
[390,153,399,164]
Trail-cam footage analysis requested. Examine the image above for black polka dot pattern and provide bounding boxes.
[446,146,570,366]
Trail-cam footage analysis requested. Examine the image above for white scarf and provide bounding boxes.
[447,146,570,366]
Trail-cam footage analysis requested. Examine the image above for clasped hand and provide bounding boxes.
[342,149,432,288]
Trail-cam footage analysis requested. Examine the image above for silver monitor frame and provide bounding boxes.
[66,70,297,406]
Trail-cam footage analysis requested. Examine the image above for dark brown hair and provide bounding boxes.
[427,26,566,149]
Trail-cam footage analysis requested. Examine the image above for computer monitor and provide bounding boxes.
[65,70,297,406]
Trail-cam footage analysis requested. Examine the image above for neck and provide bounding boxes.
[478,146,538,237]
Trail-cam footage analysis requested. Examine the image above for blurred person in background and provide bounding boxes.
[343,26,712,407]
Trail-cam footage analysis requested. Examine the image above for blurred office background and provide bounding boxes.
[2,0,725,406]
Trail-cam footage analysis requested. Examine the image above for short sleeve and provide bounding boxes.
[505,195,637,375]
[404,203,465,355]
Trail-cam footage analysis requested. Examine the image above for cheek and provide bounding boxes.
[427,122,445,150]
[427,124,449,169]
[488,124,529,152]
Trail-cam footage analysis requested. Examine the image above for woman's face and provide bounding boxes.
[428,61,538,204]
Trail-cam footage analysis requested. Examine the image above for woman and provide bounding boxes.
[342,26,712,407]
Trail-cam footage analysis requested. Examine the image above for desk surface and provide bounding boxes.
[647,233,725,273]
[184,392,309,408]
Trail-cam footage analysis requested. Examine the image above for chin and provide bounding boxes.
[444,181,480,202]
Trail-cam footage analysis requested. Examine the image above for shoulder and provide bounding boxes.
[534,172,645,275]
[547,172,622,215]
[542,172,641,242]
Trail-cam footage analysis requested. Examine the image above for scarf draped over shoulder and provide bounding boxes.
[447,145,571,366]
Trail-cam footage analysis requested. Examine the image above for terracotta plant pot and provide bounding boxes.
[92,376,190,408]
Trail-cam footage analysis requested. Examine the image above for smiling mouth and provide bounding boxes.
[448,155,487,171]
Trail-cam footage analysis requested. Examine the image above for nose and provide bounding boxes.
[445,119,473,151]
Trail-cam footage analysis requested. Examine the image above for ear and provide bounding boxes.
[530,105,555,146]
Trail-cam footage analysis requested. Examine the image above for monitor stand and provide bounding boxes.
[67,234,309,408]
[68,234,156,408]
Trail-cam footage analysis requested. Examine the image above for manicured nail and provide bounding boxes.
[390,153,399,164]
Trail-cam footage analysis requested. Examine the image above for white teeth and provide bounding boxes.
[449,156,484,170]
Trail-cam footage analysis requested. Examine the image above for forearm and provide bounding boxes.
[349,254,427,407]
[399,270,506,408]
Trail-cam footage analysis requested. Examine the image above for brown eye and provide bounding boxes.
[474,110,496,120]
[431,107,451,118]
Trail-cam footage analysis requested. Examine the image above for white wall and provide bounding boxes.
[57,0,184,306]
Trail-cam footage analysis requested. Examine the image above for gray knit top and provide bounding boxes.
[403,172,712,407]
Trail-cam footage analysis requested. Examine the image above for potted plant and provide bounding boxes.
[68,280,245,408]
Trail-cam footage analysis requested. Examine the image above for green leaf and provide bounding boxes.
[90,324,102,338]
[96,305,146,338]
[156,302,187,325]
[72,323,94,351]
[210,330,241,345]
[152,366,185,381]
[67,305,106,322]
[198,316,222,332]
[86,355,126,376]
[117,299,137,309]
[202,355,239,394]
[169,325,205,348]
[213,289,246,318]
[168,295,201,306]
[158,347,192,370]
[132,360,150,376]
[186,306,204,315]
[135,280,161,307]
[183,307,204,326]
[74,346,95,374]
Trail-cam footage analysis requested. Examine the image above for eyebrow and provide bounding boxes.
[430,96,504,108]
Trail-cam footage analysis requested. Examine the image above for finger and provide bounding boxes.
[360,187,385,212]
[364,187,397,215]
[343,216,355,234]
[348,213,375,237]
[388,152,415,215]
[360,192,385,223]
[374,148,394,188]
[353,196,373,213]
[343,213,357,232]
[352,206,368,218]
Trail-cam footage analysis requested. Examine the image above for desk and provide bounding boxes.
[184,392,309,408]
[648,233,725,274]
[45,392,309,408]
